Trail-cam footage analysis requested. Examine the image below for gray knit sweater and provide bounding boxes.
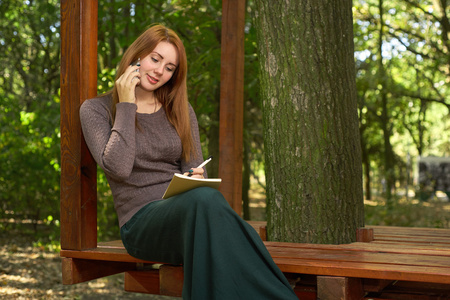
[80,94,205,227]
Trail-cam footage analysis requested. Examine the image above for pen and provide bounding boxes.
[188,155,213,176]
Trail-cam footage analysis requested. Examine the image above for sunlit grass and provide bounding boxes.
[249,183,450,228]
[364,195,450,228]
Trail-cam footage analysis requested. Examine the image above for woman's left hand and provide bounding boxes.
[183,167,204,179]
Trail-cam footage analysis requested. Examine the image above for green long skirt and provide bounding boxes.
[120,187,297,300]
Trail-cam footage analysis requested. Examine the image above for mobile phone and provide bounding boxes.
[132,58,140,69]
[131,58,141,85]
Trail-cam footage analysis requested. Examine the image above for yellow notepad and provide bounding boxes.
[162,173,222,199]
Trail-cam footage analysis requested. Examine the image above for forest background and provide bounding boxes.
[1,0,449,250]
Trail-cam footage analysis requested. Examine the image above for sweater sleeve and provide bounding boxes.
[180,104,208,178]
[80,98,137,181]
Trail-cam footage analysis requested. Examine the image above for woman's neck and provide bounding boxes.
[135,87,161,114]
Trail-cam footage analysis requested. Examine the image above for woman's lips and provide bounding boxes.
[147,74,159,84]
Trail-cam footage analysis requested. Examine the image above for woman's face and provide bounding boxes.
[137,41,179,93]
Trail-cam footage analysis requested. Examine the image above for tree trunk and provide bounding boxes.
[242,136,251,220]
[361,131,372,201]
[254,0,364,244]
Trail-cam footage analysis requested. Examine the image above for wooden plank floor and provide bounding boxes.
[367,226,450,248]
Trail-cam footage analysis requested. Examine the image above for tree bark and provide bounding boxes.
[254,0,364,244]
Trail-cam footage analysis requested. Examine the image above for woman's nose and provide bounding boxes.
[155,65,164,75]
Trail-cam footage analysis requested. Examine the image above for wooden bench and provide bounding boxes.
[61,223,450,299]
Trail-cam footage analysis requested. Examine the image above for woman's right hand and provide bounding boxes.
[183,168,205,179]
[116,65,141,103]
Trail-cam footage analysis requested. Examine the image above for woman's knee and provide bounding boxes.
[186,187,228,209]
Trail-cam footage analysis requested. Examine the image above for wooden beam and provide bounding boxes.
[124,266,184,297]
[62,258,135,285]
[60,0,98,250]
[218,0,246,214]
[124,270,161,295]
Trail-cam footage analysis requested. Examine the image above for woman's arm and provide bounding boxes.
[80,98,137,181]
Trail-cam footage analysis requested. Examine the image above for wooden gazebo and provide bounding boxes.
[60,0,246,287]
[59,1,450,298]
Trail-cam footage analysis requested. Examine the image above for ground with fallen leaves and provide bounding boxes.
[0,231,178,299]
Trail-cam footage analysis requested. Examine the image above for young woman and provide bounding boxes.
[80,24,297,300]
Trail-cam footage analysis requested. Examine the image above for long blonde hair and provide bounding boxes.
[109,25,194,162]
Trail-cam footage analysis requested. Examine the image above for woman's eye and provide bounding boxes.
[151,57,158,63]
[166,67,174,72]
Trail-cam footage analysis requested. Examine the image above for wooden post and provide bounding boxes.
[356,227,374,242]
[160,265,184,296]
[219,0,246,215]
[317,276,364,300]
[60,0,98,250]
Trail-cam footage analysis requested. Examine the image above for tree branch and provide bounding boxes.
[400,0,441,23]
[385,23,445,58]
[391,90,450,110]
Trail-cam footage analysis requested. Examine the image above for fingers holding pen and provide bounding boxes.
[184,167,205,178]
[182,156,212,178]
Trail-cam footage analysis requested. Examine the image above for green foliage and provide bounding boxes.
[353,0,450,200]
[1,0,449,248]
[33,234,61,253]
[0,0,61,238]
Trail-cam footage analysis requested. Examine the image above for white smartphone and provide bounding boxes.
[131,58,140,70]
